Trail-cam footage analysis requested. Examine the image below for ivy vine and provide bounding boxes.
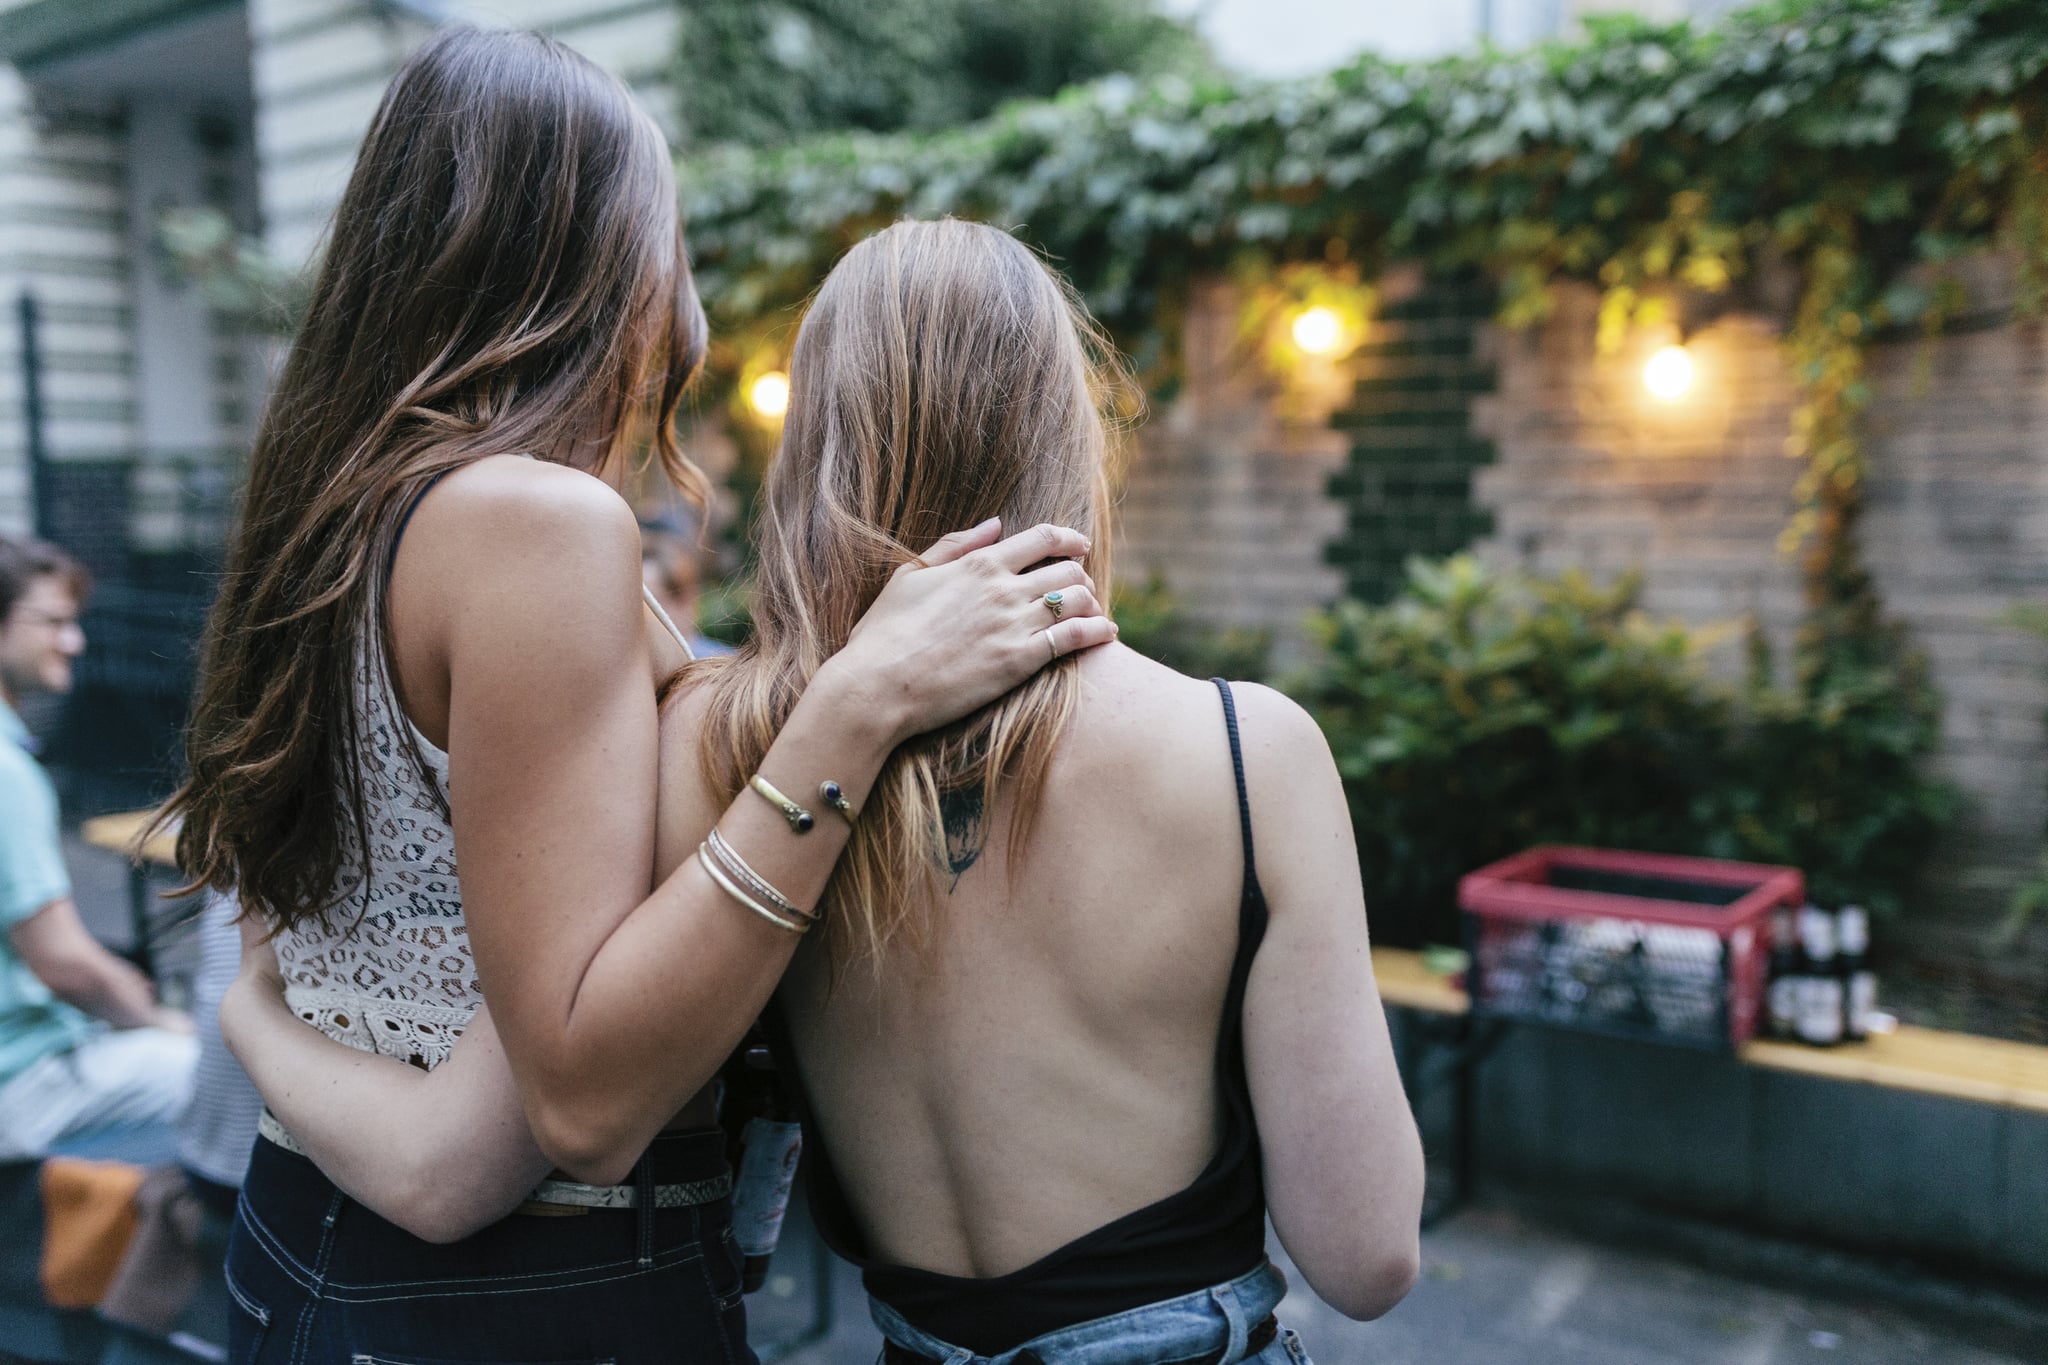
[682,0,2048,634]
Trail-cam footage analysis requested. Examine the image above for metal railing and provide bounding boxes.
[30,454,237,813]
[17,267,234,811]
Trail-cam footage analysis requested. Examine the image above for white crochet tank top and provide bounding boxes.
[273,637,471,1067]
[273,585,693,1069]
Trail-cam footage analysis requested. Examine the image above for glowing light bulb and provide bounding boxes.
[1291,306,1344,356]
[749,371,790,419]
[1643,345,1695,401]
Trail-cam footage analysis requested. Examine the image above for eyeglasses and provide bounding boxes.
[13,609,81,632]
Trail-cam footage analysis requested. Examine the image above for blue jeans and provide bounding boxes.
[869,1261,1311,1365]
[225,1128,755,1365]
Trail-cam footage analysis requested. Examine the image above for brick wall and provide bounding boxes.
[1473,282,2048,974]
[1115,271,1500,653]
[1125,273,2048,977]
[1114,279,1350,664]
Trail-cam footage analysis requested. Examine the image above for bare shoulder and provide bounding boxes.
[1056,645,1247,833]
[401,456,642,635]
[1067,643,1231,749]
[421,454,639,559]
[1223,682,1335,775]
[1228,682,1358,925]
[1066,652,1326,762]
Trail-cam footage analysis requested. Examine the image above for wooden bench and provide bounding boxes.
[79,808,178,869]
[78,809,180,982]
[1739,1023,2048,1115]
[1374,944,2048,1227]
[1375,945,2048,1113]
[1373,947,1507,1223]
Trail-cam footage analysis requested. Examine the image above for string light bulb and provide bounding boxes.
[1643,344,1695,401]
[749,370,791,419]
[1291,306,1345,356]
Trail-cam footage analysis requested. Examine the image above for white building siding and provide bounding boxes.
[0,0,265,540]
[0,71,136,528]
[249,0,679,273]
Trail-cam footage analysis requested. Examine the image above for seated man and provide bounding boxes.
[0,535,194,1161]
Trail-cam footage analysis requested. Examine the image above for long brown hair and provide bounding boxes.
[162,27,707,929]
[690,219,1125,969]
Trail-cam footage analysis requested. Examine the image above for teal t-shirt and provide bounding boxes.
[0,697,93,1087]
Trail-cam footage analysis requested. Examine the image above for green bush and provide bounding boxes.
[674,0,1208,150]
[1287,556,1950,946]
[1698,623,1952,918]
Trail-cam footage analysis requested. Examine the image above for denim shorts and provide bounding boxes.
[869,1260,1311,1365]
[225,1127,755,1365]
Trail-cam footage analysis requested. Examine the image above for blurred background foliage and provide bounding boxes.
[680,0,2048,656]
[1287,556,1952,946]
[1109,572,1273,682]
[673,0,1210,149]
[154,0,2013,937]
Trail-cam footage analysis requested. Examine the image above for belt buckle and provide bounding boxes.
[513,1199,589,1217]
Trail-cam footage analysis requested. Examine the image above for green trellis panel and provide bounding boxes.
[1324,275,1498,603]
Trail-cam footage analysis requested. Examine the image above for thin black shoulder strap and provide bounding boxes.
[385,469,454,585]
[1211,678,1258,889]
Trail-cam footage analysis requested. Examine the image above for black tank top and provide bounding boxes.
[767,679,1271,1355]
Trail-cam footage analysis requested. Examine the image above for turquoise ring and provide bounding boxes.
[1043,590,1065,621]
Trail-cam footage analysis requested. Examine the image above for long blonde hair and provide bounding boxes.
[691,219,1124,967]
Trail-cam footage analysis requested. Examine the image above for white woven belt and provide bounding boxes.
[257,1110,731,1210]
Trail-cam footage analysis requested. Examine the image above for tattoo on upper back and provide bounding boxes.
[939,785,987,890]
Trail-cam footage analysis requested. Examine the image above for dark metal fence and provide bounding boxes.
[38,458,235,813]
[18,289,238,811]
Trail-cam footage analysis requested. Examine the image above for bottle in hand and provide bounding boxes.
[721,1035,804,1294]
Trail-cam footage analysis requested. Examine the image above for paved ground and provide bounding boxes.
[746,1199,2047,1365]
[63,836,2048,1365]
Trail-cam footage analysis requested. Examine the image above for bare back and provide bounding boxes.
[778,645,1249,1276]
[658,639,1423,1320]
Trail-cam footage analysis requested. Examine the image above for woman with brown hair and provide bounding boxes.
[170,29,1112,1365]
[228,217,1422,1363]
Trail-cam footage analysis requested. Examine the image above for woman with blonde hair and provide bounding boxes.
[177,28,1112,1364]
[228,219,1420,1362]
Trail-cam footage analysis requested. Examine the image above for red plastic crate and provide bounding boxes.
[1456,846,1804,1051]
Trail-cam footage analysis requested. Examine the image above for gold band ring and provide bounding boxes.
[1046,632,1058,664]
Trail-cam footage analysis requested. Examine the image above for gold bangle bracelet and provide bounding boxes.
[818,779,857,825]
[750,774,815,834]
[698,844,808,934]
[705,829,820,928]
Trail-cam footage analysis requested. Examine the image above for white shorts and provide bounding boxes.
[0,1025,198,1160]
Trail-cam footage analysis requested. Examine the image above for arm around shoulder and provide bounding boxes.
[1231,683,1424,1321]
